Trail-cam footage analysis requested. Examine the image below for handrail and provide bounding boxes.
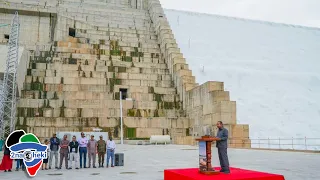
[228,137,320,151]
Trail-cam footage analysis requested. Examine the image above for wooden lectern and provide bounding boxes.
[196,136,220,175]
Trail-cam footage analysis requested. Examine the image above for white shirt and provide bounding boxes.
[78,137,88,147]
[47,143,51,152]
[107,140,116,150]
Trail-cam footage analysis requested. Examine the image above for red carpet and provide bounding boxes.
[164,167,285,180]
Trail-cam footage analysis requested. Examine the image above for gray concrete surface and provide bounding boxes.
[0,145,318,180]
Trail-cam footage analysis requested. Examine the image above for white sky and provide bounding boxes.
[159,0,320,28]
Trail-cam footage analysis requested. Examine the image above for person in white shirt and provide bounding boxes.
[78,132,88,168]
[106,136,116,168]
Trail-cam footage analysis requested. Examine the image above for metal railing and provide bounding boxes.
[229,137,320,151]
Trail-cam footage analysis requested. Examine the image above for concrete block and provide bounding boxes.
[210,91,230,102]
[173,136,196,145]
[136,128,163,137]
[171,118,189,128]
[231,124,250,138]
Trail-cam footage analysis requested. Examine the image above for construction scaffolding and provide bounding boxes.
[0,12,20,139]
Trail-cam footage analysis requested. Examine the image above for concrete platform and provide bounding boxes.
[164,168,285,180]
[0,145,319,180]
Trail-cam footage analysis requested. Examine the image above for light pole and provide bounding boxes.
[120,91,123,145]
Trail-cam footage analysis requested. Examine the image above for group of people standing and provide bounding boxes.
[48,132,116,169]
[0,132,116,172]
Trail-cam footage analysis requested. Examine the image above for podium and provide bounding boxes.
[196,136,220,175]
[164,135,286,180]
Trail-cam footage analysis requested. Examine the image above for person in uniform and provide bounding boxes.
[97,135,106,168]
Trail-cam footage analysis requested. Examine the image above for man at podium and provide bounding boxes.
[215,121,230,174]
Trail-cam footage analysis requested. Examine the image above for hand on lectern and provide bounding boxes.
[216,137,221,141]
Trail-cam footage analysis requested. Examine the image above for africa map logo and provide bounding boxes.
[5,130,47,177]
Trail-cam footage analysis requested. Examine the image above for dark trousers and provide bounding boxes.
[79,147,87,168]
[59,152,68,169]
[16,159,25,169]
[98,152,105,165]
[218,148,230,172]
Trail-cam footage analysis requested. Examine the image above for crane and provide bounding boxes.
[0,11,20,139]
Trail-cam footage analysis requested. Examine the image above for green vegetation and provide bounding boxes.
[43,91,47,99]
[96,118,100,127]
[163,102,174,109]
[143,109,148,117]
[60,100,65,117]
[154,93,163,102]
[27,69,32,76]
[126,128,136,138]
[122,56,132,62]
[154,109,159,117]
[38,91,41,99]
[85,118,89,127]
[45,100,52,108]
[118,67,126,73]
[52,92,59,100]
[99,39,105,45]
[127,109,135,117]
[115,92,120,100]
[93,44,100,49]
[110,50,121,56]
[115,79,121,85]
[108,66,115,72]
[135,109,142,117]
[100,49,106,55]
[78,126,83,132]
[31,63,36,69]
[110,40,120,50]
[175,101,181,109]
[148,87,154,93]
[77,108,82,117]
[154,93,163,109]
[31,77,43,91]
[109,78,115,92]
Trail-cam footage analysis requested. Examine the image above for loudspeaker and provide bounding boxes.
[115,153,124,166]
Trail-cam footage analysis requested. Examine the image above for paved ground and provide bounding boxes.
[0,144,319,180]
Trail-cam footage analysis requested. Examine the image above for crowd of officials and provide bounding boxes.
[0,132,116,172]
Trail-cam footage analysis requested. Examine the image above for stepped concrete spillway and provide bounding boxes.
[0,0,250,147]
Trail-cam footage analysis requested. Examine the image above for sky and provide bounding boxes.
[159,0,320,28]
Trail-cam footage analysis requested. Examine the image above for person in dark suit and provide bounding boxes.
[215,121,230,174]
